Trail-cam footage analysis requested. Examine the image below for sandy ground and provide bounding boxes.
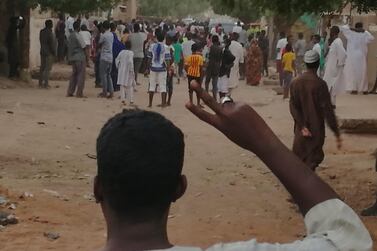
[0,65,377,250]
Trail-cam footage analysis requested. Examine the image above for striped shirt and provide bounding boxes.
[185,54,204,78]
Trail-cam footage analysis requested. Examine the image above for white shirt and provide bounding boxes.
[65,16,75,38]
[182,40,195,58]
[79,31,91,46]
[232,26,242,34]
[152,199,372,251]
[276,38,288,60]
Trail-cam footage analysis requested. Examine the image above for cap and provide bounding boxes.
[304,50,320,63]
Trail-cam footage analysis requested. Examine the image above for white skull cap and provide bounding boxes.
[304,50,320,63]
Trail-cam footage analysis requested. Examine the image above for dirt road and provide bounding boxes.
[0,68,376,250]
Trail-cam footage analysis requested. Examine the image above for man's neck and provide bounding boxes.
[104,219,171,251]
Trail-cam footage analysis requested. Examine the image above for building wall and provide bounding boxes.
[113,0,137,22]
[29,8,58,70]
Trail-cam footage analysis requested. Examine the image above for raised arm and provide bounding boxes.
[186,81,338,215]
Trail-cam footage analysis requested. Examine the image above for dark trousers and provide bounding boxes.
[133,58,143,83]
[67,60,86,97]
[57,39,66,62]
[39,55,53,87]
[262,53,269,76]
[95,54,101,86]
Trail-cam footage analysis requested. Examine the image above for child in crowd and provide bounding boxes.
[116,41,135,106]
[185,43,204,106]
[282,43,296,99]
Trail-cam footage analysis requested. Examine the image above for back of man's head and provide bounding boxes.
[134,23,140,32]
[45,19,53,29]
[110,22,116,32]
[156,31,165,42]
[298,32,304,39]
[103,21,110,31]
[280,32,286,38]
[73,21,80,31]
[96,110,185,221]
[355,22,363,29]
[313,34,321,43]
[212,35,219,44]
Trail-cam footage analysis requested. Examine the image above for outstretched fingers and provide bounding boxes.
[186,102,221,129]
[190,81,223,115]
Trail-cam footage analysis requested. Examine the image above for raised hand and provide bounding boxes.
[186,81,278,155]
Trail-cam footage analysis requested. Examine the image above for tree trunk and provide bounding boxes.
[20,7,30,69]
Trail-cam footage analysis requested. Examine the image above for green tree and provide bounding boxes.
[210,0,377,30]
[25,0,121,15]
[138,0,211,19]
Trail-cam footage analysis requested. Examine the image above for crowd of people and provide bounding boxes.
[36,15,376,174]
[4,12,376,251]
[37,16,276,107]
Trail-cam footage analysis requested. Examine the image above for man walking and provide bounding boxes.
[323,26,347,106]
[39,20,55,89]
[294,33,307,76]
[98,21,114,98]
[67,21,87,98]
[128,23,145,85]
[341,23,375,94]
[290,50,341,171]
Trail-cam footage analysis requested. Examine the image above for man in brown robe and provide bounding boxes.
[290,50,342,171]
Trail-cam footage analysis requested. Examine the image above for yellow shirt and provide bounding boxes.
[282,52,296,73]
[185,54,204,78]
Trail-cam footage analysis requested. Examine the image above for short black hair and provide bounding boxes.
[313,34,321,42]
[331,26,340,35]
[45,19,53,28]
[280,31,286,38]
[110,22,116,32]
[212,35,219,44]
[191,43,200,53]
[102,21,110,30]
[81,24,88,31]
[306,60,320,70]
[156,30,165,42]
[285,43,293,52]
[298,32,304,39]
[97,110,185,221]
[73,21,80,31]
[134,23,140,32]
[124,40,131,50]
[355,22,363,29]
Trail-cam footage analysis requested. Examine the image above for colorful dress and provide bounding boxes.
[246,41,263,86]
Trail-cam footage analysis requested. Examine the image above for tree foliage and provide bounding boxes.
[138,0,211,19]
[20,0,121,15]
[210,0,377,24]
[210,0,260,22]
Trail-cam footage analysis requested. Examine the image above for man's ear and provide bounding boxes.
[94,176,104,203]
[172,175,187,203]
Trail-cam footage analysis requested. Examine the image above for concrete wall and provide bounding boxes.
[113,0,137,22]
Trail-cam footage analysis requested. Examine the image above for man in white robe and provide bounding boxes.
[116,42,135,105]
[341,23,375,94]
[228,33,244,94]
[323,26,347,106]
